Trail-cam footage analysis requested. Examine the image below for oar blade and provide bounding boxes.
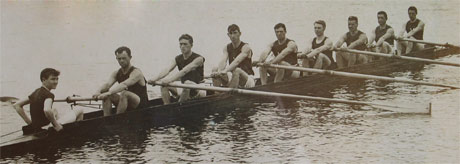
[371,102,431,114]
[0,97,19,106]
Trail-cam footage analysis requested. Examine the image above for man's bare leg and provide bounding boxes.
[229,68,249,88]
[336,51,347,69]
[102,94,119,116]
[313,53,331,69]
[259,67,269,85]
[116,91,140,114]
[161,86,172,104]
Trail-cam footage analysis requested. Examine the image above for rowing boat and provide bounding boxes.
[1,46,458,157]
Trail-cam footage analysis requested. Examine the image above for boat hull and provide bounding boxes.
[1,47,457,158]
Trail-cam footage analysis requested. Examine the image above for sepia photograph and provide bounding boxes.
[1,0,459,163]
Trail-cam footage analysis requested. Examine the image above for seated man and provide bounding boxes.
[335,16,369,68]
[257,23,299,85]
[92,46,149,116]
[212,24,255,89]
[396,6,425,55]
[14,68,84,132]
[148,34,205,104]
[298,20,335,73]
[368,11,395,55]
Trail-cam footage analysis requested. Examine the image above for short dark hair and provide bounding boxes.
[40,68,60,82]
[274,23,286,31]
[377,11,388,20]
[227,24,240,33]
[314,20,326,29]
[408,6,417,14]
[179,34,193,45]
[115,46,131,58]
[348,16,358,23]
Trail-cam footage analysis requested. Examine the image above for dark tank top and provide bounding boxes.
[271,39,297,65]
[116,66,148,108]
[375,25,395,45]
[406,19,423,40]
[312,37,334,63]
[175,52,205,84]
[345,30,366,50]
[227,41,254,75]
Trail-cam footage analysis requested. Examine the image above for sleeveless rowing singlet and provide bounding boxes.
[271,39,297,65]
[116,66,148,108]
[406,19,424,40]
[227,41,254,75]
[312,37,334,63]
[175,52,205,84]
[345,30,367,50]
[375,25,395,45]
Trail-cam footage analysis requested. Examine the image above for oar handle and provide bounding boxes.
[54,97,96,103]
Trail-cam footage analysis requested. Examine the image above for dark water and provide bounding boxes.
[2,55,460,163]
[1,1,459,163]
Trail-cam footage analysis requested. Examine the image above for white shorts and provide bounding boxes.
[53,108,79,124]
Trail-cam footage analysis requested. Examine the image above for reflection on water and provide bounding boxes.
[3,65,459,163]
[1,1,460,163]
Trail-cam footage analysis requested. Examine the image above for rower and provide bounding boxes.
[148,34,206,104]
[367,11,395,55]
[13,68,84,132]
[211,24,255,88]
[396,6,425,55]
[257,23,299,85]
[92,46,149,116]
[298,20,335,74]
[335,16,369,68]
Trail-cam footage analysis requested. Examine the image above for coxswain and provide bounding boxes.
[14,68,84,132]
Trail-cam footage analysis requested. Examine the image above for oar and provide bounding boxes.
[396,37,460,49]
[0,96,95,104]
[0,96,19,103]
[334,48,460,67]
[153,82,431,114]
[257,63,460,89]
[54,97,96,103]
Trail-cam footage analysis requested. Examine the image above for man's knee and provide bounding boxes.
[103,94,118,103]
[211,67,218,72]
[184,80,197,85]
[73,108,84,118]
[74,108,84,114]
[276,68,285,74]
[119,91,130,99]
[161,86,170,92]
[232,68,243,74]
